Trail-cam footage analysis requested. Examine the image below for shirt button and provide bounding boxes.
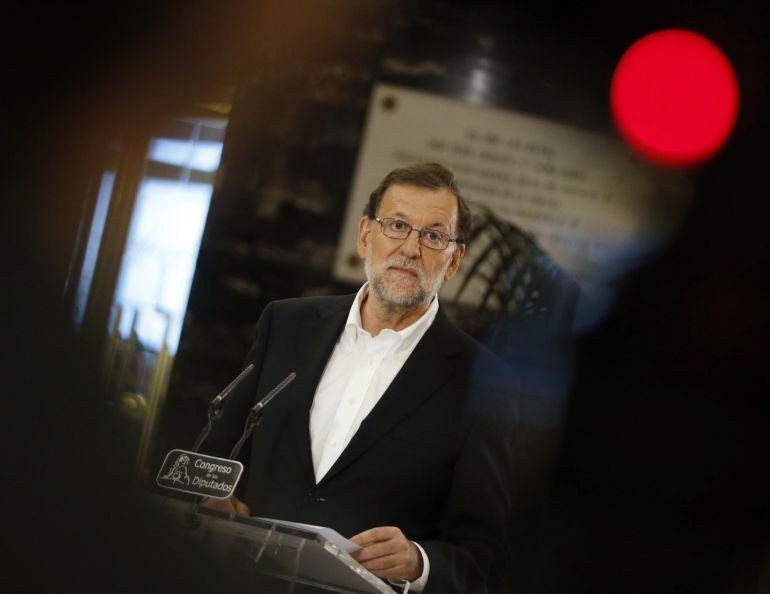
[315,496,326,503]
[348,398,356,406]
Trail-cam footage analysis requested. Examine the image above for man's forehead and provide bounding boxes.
[379,183,458,225]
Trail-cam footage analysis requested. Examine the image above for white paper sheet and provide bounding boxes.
[253,516,361,554]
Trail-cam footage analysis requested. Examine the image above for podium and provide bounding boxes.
[155,496,394,594]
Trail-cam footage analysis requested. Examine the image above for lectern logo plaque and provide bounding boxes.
[156,449,243,499]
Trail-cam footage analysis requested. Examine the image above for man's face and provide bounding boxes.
[357,183,465,311]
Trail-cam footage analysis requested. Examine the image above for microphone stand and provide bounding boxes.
[182,363,254,524]
[191,363,255,453]
[229,372,296,460]
[190,371,296,522]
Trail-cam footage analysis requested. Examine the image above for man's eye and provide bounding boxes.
[426,231,440,241]
[392,221,406,230]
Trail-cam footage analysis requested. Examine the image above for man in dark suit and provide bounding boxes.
[205,163,516,594]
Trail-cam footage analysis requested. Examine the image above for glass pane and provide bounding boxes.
[111,118,227,355]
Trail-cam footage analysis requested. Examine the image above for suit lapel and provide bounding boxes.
[316,309,464,487]
[285,296,353,488]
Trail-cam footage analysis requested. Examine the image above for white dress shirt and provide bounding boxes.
[308,283,436,591]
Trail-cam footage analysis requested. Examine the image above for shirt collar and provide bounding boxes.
[340,283,439,350]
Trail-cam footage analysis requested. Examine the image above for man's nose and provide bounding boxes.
[399,229,422,257]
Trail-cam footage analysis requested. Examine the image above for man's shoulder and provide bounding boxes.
[265,293,355,318]
[434,308,497,360]
[435,311,519,419]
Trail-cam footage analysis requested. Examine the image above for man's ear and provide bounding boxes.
[357,216,371,259]
[444,243,466,281]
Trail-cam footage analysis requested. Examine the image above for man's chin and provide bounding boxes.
[374,284,426,310]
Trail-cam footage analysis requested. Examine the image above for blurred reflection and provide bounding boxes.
[611,29,739,167]
[73,170,116,325]
[75,117,231,481]
[111,118,226,355]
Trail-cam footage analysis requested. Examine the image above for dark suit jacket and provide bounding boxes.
[209,294,517,594]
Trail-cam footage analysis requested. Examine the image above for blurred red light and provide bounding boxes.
[611,29,739,167]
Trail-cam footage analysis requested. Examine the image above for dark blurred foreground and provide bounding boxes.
[3,2,770,593]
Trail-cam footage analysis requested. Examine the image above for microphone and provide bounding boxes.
[191,363,256,453]
[250,371,296,416]
[209,363,255,415]
[158,364,261,508]
[228,371,296,460]
[165,370,295,521]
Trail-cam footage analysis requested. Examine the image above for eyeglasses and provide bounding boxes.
[374,217,459,251]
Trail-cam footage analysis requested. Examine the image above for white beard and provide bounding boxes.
[364,241,449,311]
